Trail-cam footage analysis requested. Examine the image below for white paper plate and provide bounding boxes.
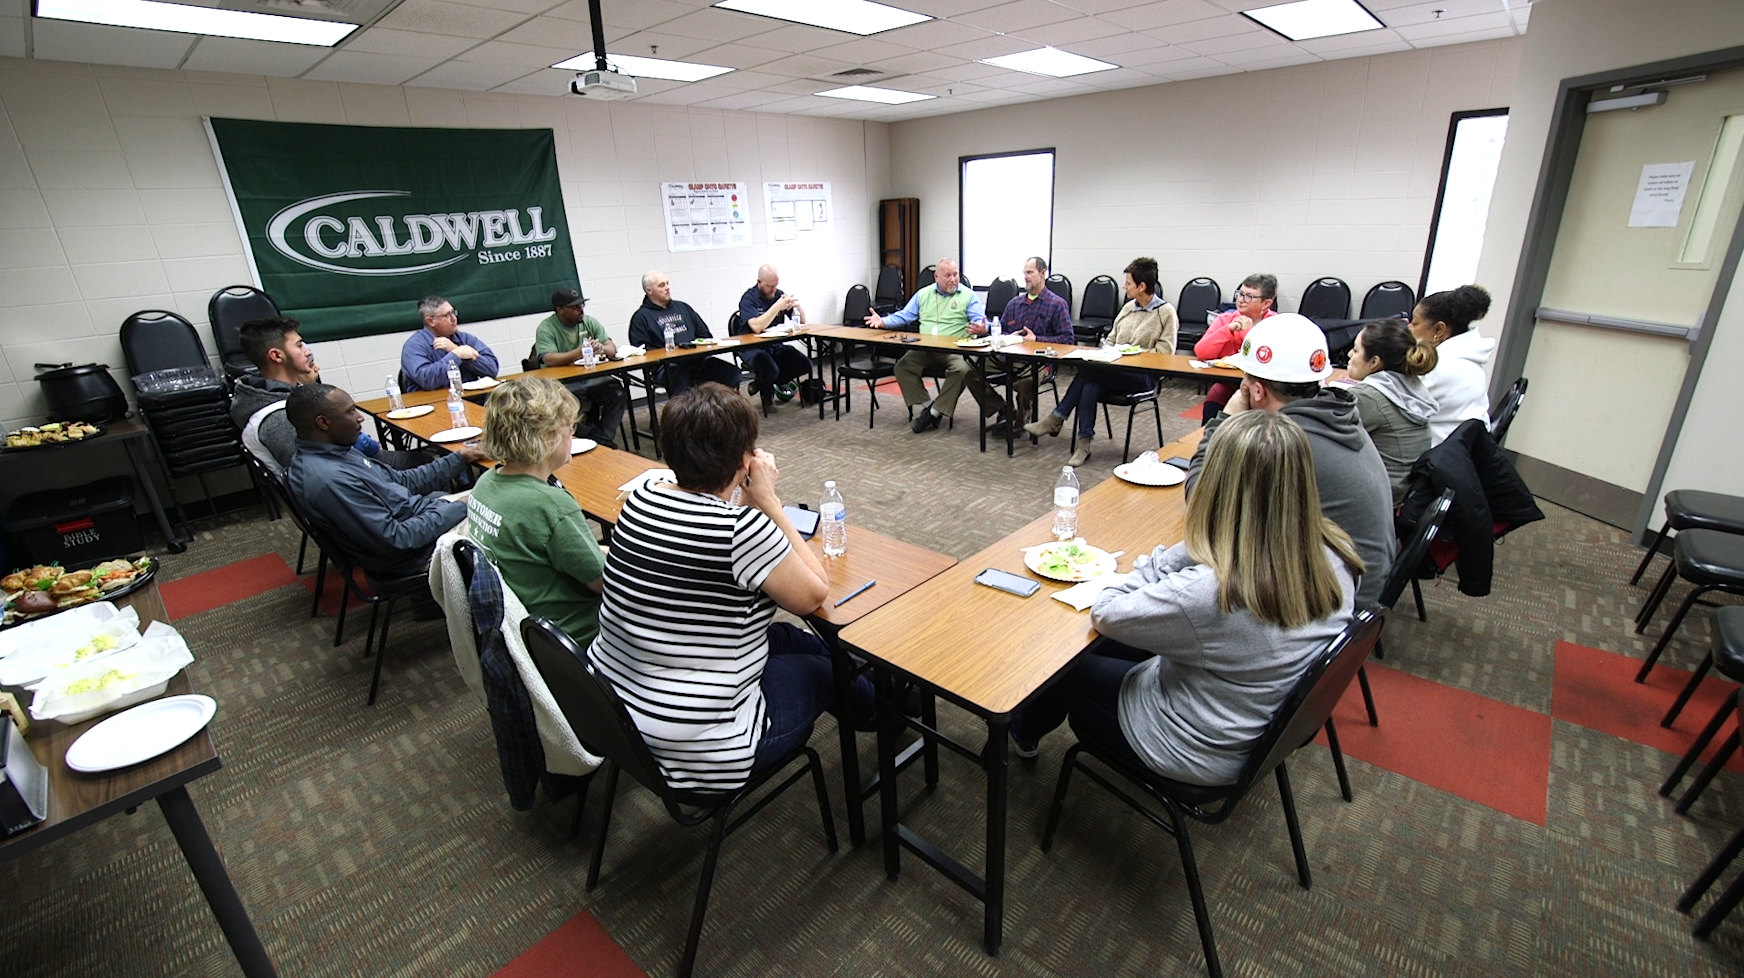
[430,426,483,443]
[1114,461,1186,487]
[385,405,434,420]
[1024,543,1118,582]
[64,694,216,773]
[955,338,991,348]
[461,378,500,391]
[570,437,597,455]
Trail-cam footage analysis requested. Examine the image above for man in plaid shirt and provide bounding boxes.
[997,256,1075,426]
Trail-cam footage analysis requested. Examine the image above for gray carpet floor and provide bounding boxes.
[3,373,1742,977]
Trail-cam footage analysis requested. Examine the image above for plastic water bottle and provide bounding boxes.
[581,339,598,368]
[385,374,403,413]
[1052,466,1080,541]
[447,387,466,430]
[446,359,463,398]
[820,481,847,556]
[989,317,1002,346]
[663,324,677,352]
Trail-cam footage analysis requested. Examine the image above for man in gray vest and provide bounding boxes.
[865,258,1004,433]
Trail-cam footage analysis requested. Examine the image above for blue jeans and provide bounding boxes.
[1053,365,1153,439]
[751,623,874,771]
[1010,642,1149,768]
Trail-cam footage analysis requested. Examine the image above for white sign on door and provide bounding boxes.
[1628,161,1695,228]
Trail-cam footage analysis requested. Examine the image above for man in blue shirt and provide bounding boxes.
[286,383,484,596]
[736,264,813,412]
[400,295,500,391]
[865,258,1005,433]
[998,256,1075,425]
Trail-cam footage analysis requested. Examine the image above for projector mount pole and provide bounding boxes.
[589,0,609,72]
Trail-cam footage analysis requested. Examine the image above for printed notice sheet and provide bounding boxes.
[1628,162,1694,228]
[663,182,751,252]
[764,182,831,246]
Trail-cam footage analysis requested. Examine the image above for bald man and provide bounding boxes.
[627,269,742,395]
[866,257,1004,433]
[736,264,813,411]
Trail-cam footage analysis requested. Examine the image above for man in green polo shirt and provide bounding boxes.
[865,258,1004,433]
[532,287,627,449]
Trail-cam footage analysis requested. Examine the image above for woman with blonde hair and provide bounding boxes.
[467,376,606,645]
[1011,410,1364,784]
[1346,318,1438,504]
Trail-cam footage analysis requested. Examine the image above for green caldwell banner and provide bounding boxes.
[207,118,577,342]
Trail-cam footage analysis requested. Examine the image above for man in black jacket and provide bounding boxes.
[627,270,743,395]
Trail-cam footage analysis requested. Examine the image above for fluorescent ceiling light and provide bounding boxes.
[1241,0,1383,41]
[817,85,935,105]
[553,52,733,82]
[713,0,931,36]
[980,47,1117,78]
[35,0,358,46]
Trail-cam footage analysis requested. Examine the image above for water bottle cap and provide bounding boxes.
[1061,465,1072,473]
[824,480,836,489]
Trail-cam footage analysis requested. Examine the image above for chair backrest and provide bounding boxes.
[727,310,748,336]
[1298,278,1351,321]
[1045,273,1073,314]
[523,343,541,373]
[874,265,904,303]
[207,285,279,365]
[239,401,287,480]
[453,538,480,590]
[1227,609,1384,803]
[120,310,208,377]
[1377,489,1454,610]
[917,264,936,293]
[1489,377,1527,444]
[985,277,1018,319]
[522,616,693,815]
[1079,275,1121,321]
[1359,280,1415,320]
[1175,277,1221,327]
[842,284,872,325]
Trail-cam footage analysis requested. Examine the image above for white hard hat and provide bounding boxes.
[1225,313,1333,383]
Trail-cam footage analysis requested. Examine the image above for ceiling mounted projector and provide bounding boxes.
[571,68,637,99]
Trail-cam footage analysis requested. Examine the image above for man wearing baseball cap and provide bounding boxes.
[533,287,627,449]
[1185,313,1394,607]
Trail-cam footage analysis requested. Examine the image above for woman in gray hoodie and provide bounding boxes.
[1346,319,1438,505]
[1011,411,1364,786]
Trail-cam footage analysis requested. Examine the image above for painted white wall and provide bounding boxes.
[886,38,1522,317]
[0,56,891,437]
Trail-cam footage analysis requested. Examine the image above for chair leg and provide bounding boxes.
[1693,869,1744,940]
[1676,728,1741,815]
[1374,636,1385,661]
[587,763,618,890]
[1631,524,1673,586]
[333,576,354,646]
[366,597,399,706]
[1121,404,1136,463]
[678,808,733,978]
[1681,819,1744,912]
[1411,577,1427,622]
[803,746,840,853]
[1661,692,1737,798]
[1636,587,1712,682]
[1040,743,1083,852]
[1636,562,1679,633]
[1274,764,1312,888]
[310,553,328,618]
[1161,796,1223,978]
[295,532,309,576]
[1662,652,1717,728]
[568,774,590,840]
[1324,719,1353,803]
[1357,665,1379,727]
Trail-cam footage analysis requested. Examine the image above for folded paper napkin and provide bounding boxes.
[620,344,646,356]
[1189,359,1210,369]
[618,468,676,493]
[1051,575,1123,611]
[1066,348,1124,362]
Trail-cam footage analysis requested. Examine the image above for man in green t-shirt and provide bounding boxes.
[533,287,627,449]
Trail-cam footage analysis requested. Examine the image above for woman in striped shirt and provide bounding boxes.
[589,383,872,791]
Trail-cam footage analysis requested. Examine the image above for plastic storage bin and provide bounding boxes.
[3,477,143,570]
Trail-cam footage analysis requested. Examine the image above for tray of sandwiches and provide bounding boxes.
[1,556,156,629]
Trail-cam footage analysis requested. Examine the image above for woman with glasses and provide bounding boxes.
[1194,273,1278,421]
[1022,256,1177,467]
[1009,410,1363,782]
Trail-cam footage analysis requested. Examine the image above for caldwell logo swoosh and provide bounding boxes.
[266,191,471,277]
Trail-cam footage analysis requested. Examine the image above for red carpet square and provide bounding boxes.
[304,566,378,616]
[1178,406,1200,419]
[491,911,645,978]
[161,553,298,619]
[1551,640,1743,773]
[1327,663,1553,825]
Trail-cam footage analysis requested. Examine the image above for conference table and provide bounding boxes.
[838,428,1204,954]
[803,325,1240,455]
[0,580,278,976]
[365,398,960,845]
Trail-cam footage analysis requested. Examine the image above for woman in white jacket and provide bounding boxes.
[1009,410,1364,786]
[1411,284,1496,446]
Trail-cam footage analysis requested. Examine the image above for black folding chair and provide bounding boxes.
[1040,609,1384,978]
[521,617,837,978]
[1489,376,1527,445]
[299,517,429,705]
[207,285,280,383]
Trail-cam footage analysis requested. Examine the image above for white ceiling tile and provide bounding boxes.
[865,51,968,74]
[900,0,1015,14]
[921,59,1012,81]
[695,70,794,91]
[1114,43,1203,66]
[860,19,984,52]
[1099,0,1227,31]
[1158,60,1241,81]
[891,75,989,95]
[953,0,1085,33]
[647,9,785,43]
[440,0,554,13]
[684,44,789,70]
[732,23,859,51]
[807,38,915,65]
[635,86,723,106]
[179,37,332,77]
[1395,11,1518,40]
[338,27,478,59]
[1068,32,1174,57]
[1294,29,1409,54]
[491,17,604,51]
[455,40,581,69]
[31,20,195,71]
[1403,25,1518,48]
[1145,15,1266,43]
[1179,30,1292,56]
[304,51,449,86]
[406,61,543,89]
[694,90,798,111]
[930,33,1039,61]
[1009,16,1131,46]
[749,54,861,80]
[609,30,718,60]
[1229,49,1324,69]
[1377,0,1512,28]
[546,0,702,31]
[376,0,533,39]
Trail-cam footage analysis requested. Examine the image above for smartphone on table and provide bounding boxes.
[975,567,1040,597]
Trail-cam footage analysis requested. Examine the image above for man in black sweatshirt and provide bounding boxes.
[627,270,744,395]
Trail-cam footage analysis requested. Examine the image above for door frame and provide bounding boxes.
[1495,44,1744,542]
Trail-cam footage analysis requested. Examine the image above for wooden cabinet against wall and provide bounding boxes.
[879,198,919,301]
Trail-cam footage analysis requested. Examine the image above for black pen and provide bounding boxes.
[835,579,877,607]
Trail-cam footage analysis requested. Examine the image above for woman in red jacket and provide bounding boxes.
[1194,273,1277,421]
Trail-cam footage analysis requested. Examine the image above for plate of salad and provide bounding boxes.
[1024,540,1117,582]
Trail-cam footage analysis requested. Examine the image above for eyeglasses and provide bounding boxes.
[1234,291,1266,302]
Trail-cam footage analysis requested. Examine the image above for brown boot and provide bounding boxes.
[1023,413,1064,438]
[1067,435,1093,467]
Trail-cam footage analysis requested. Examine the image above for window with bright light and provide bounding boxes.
[960,150,1055,290]
[1680,114,1744,265]
[1421,109,1509,296]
